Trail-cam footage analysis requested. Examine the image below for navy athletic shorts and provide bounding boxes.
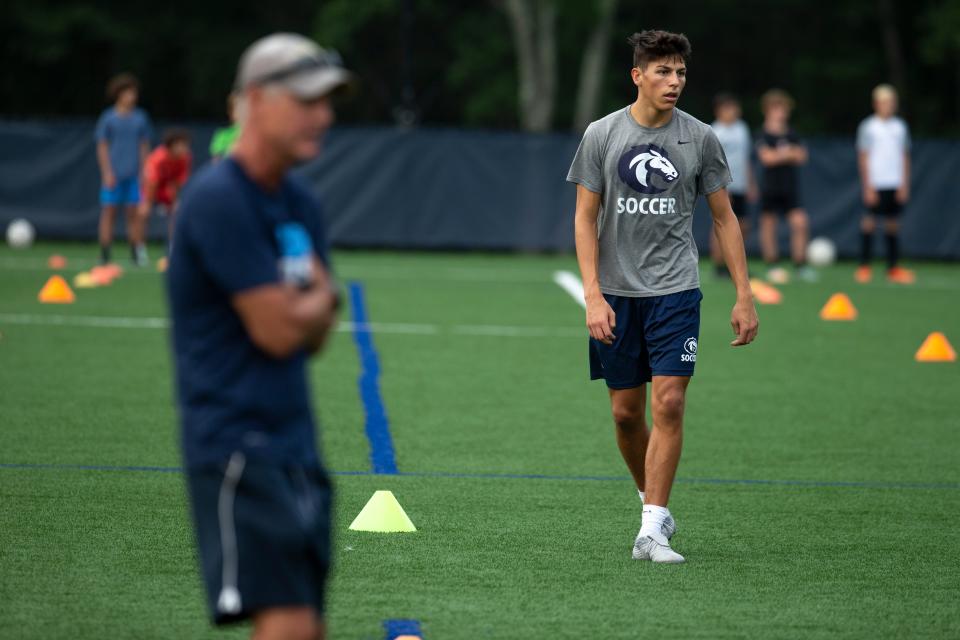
[589,288,702,389]
[761,190,800,215]
[870,189,903,217]
[186,454,333,625]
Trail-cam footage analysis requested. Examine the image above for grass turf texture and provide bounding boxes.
[1,243,959,639]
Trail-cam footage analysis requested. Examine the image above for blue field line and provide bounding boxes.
[347,281,399,475]
[1,462,959,491]
[384,619,422,640]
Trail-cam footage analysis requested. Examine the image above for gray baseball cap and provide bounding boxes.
[235,33,356,100]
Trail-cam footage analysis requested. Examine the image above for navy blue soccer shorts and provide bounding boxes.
[186,454,333,625]
[589,288,702,389]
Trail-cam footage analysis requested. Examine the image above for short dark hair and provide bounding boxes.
[162,127,192,148]
[107,73,139,101]
[628,30,692,70]
[713,92,740,109]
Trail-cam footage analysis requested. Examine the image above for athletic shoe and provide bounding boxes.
[855,265,872,283]
[632,532,685,563]
[887,266,916,284]
[132,245,149,267]
[796,265,819,283]
[766,266,790,284]
[662,513,677,540]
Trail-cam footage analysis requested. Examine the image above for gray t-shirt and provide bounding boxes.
[94,107,153,180]
[711,119,751,195]
[567,106,731,297]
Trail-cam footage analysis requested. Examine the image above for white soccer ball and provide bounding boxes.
[807,237,836,267]
[6,218,35,249]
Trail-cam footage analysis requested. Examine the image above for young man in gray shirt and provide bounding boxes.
[567,30,758,563]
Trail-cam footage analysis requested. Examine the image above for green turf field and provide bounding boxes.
[1,243,959,639]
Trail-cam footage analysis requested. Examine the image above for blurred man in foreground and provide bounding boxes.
[167,33,353,640]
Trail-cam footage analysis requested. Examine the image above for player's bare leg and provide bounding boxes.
[759,212,778,265]
[788,208,809,264]
[789,208,817,282]
[253,607,324,640]
[883,216,914,282]
[644,375,688,507]
[761,212,791,284]
[632,375,687,563]
[98,204,117,264]
[856,214,876,282]
[609,386,648,492]
[126,203,146,265]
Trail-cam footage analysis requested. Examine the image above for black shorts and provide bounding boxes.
[869,189,903,217]
[186,454,333,625]
[761,191,800,215]
[729,193,748,219]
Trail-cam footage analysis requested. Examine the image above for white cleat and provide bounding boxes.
[662,513,677,540]
[632,532,685,563]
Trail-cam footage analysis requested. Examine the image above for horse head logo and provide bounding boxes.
[617,144,679,194]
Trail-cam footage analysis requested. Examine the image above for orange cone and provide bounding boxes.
[47,255,67,269]
[820,293,857,320]
[90,265,114,286]
[915,332,957,362]
[38,275,76,303]
[750,278,782,305]
[103,263,123,279]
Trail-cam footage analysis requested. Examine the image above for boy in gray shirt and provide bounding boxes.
[710,93,756,277]
[567,30,758,563]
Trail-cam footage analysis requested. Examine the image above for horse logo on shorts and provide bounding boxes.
[617,144,679,194]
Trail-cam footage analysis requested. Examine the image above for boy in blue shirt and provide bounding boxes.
[168,33,354,640]
[94,73,153,265]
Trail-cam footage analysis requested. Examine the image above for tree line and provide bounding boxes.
[3,0,959,136]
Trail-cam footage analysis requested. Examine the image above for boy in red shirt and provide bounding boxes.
[139,128,192,258]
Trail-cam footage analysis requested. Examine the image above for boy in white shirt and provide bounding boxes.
[856,84,914,284]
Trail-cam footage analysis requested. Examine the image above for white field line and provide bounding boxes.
[0,256,565,283]
[552,270,587,309]
[0,313,583,339]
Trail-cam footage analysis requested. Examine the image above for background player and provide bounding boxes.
[710,93,756,278]
[94,73,153,266]
[567,30,758,564]
[856,84,914,284]
[168,33,353,640]
[139,127,192,261]
[210,92,241,161]
[756,89,815,284]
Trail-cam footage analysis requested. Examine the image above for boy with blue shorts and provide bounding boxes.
[95,73,153,265]
[568,30,758,563]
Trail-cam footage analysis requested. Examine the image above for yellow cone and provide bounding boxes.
[820,293,857,320]
[348,490,417,533]
[73,272,98,288]
[750,278,782,305]
[38,275,75,303]
[915,332,957,362]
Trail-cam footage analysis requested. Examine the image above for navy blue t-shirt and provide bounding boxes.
[167,158,331,467]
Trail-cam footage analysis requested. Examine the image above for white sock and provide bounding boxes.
[639,504,670,539]
[638,490,645,504]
